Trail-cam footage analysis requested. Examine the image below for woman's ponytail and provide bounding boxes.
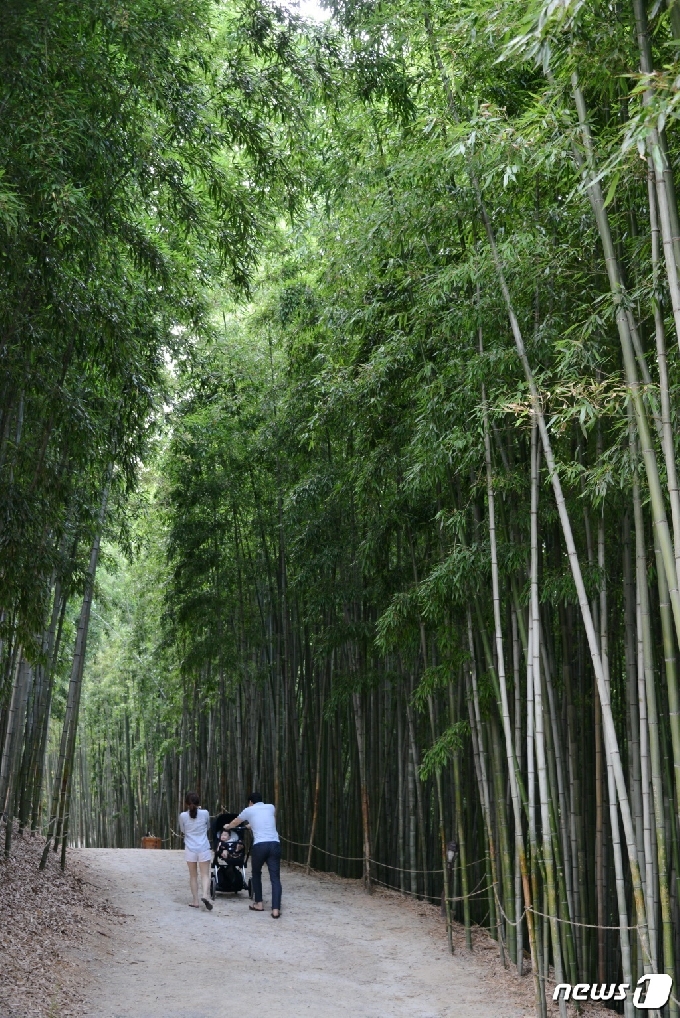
[185,791,200,820]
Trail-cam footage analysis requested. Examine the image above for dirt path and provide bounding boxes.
[74,849,534,1018]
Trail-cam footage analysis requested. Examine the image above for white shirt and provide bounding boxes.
[238,802,279,845]
[179,808,211,853]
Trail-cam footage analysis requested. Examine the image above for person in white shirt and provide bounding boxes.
[179,791,213,911]
[225,792,281,917]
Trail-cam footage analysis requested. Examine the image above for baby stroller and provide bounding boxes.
[210,812,253,901]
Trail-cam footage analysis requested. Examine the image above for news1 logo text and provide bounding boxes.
[553,974,672,1009]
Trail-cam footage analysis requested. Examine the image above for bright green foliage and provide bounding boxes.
[0,0,323,861]
[6,0,680,1008]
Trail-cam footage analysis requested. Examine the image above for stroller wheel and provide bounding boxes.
[210,876,216,901]
[248,878,253,899]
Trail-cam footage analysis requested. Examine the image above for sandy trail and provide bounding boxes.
[74,848,531,1018]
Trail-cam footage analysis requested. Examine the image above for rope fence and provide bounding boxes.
[5,815,660,955]
[370,873,491,905]
[279,835,364,862]
[279,836,649,937]
[95,819,658,944]
[146,829,669,944]
[156,827,660,939]
[492,885,643,932]
[279,834,488,874]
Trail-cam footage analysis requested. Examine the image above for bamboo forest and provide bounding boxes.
[6,0,680,1013]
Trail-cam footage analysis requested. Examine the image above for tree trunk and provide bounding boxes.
[352,690,371,892]
[40,474,110,869]
[0,651,26,817]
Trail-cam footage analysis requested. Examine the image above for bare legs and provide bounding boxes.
[187,861,212,908]
[187,861,199,906]
[199,860,211,900]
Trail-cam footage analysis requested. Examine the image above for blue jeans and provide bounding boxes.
[251,841,282,910]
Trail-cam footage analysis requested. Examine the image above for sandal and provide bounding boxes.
[271,910,280,918]
[249,904,264,911]
[188,903,199,908]
[201,897,213,911]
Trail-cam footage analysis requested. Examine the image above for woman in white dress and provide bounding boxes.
[179,791,213,910]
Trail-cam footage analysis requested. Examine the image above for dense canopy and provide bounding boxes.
[3,0,680,1013]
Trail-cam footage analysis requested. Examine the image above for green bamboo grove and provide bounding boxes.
[4,0,680,1014]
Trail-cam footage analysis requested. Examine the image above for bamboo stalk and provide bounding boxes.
[352,689,372,892]
[452,677,472,948]
[466,613,502,948]
[40,473,110,870]
[306,671,326,874]
[474,102,653,968]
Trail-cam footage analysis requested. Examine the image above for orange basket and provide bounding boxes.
[141,836,162,849]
